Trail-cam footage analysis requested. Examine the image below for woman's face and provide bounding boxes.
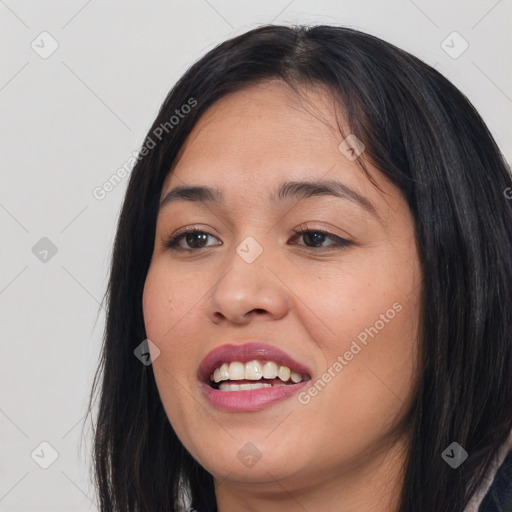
[143,81,421,496]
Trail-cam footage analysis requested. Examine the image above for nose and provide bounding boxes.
[204,245,291,325]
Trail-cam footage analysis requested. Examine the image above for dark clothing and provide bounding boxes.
[479,446,512,512]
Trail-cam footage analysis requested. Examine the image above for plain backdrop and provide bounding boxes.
[1,1,511,510]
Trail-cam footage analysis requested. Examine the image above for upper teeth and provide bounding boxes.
[210,360,304,384]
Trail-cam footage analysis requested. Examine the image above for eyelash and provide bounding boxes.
[164,224,352,252]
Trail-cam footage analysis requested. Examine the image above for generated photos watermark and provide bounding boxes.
[93,97,197,200]
[298,301,403,404]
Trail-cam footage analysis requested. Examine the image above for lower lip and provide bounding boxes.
[201,381,309,412]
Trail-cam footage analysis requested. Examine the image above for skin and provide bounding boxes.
[142,80,422,512]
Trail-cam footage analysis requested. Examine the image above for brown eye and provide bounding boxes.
[290,228,352,251]
[165,228,221,251]
[164,226,352,253]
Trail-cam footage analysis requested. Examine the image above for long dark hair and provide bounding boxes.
[86,25,512,512]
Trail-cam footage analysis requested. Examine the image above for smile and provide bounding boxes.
[199,342,312,411]
[210,360,307,391]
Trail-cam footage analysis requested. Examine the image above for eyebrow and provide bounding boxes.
[159,180,379,218]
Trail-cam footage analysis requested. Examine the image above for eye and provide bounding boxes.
[164,224,353,252]
[164,227,221,251]
[289,224,352,251]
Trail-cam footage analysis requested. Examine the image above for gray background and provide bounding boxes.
[1,0,510,510]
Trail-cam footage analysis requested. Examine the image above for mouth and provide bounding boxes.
[208,360,309,391]
[198,342,312,412]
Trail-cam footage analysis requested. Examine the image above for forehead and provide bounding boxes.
[166,82,342,175]
[161,81,391,212]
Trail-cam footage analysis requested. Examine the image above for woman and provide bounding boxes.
[87,25,512,511]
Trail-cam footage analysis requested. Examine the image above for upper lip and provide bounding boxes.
[198,342,312,384]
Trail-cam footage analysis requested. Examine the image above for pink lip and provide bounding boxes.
[201,380,309,412]
[198,342,312,412]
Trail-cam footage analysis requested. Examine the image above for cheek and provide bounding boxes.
[295,255,420,414]
[142,265,190,381]
[142,263,194,343]
[142,268,168,341]
[292,258,417,353]
[142,265,201,437]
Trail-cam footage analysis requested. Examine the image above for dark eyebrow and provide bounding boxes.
[269,180,378,216]
[160,180,379,218]
[160,185,224,209]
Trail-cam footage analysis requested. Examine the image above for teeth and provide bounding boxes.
[219,382,272,392]
[245,360,263,380]
[290,371,302,383]
[241,382,270,391]
[219,383,240,391]
[219,363,229,380]
[262,361,278,379]
[278,365,291,382]
[213,363,230,383]
[210,360,307,385]
[228,361,245,380]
